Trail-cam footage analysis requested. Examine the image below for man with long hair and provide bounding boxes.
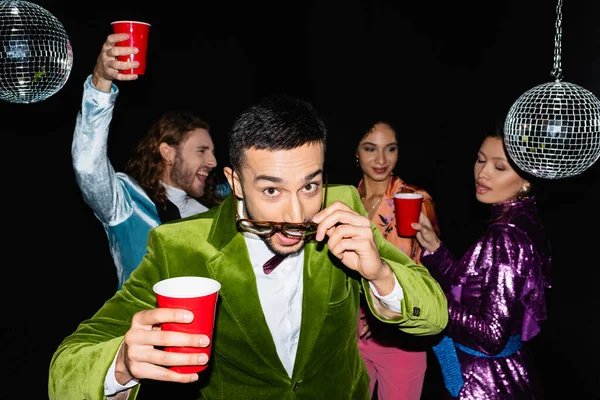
[72,32,220,288]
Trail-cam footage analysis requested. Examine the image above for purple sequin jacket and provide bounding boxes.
[422,197,552,399]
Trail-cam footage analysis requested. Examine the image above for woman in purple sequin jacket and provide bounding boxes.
[412,130,552,399]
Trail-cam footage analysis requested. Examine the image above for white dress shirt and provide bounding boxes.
[162,181,209,218]
[244,231,303,376]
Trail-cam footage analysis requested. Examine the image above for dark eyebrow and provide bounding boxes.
[305,169,324,181]
[195,145,211,150]
[254,175,283,184]
[254,169,324,184]
[361,141,398,147]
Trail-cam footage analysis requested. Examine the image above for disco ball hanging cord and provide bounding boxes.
[550,0,563,83]
[503,0,600,180]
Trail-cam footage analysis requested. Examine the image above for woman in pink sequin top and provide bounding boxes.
[413,130,552,399]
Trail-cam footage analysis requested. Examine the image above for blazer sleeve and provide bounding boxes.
[71,74,133,226]
[48,228,171,400]
[339,185,448,335]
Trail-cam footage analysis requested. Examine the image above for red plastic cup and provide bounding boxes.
[111,20,151,75]
[393,193,424,237]
[153,276,221,374]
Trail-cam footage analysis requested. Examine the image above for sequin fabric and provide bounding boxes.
[72,75,162,288]
[422,197,552,399]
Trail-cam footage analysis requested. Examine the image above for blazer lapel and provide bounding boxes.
[205,195,287,375]
[291,239,332,378]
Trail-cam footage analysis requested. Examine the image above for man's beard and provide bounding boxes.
[171,154,203,198]
[263,234,307,257]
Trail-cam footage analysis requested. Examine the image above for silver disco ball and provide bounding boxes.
[0,0,73,104]
[504,81,600,179]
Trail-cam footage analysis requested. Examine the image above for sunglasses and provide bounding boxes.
[231,171,328,238]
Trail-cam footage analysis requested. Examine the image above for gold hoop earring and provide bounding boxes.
[517,185,530,200]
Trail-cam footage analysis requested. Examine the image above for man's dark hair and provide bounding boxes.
[228,94,327,171]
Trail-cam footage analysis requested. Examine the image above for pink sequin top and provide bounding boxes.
[422,196,552,399]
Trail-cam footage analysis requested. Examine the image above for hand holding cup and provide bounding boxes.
[91,32,142,92]
[153,276,221,374]
[111,21,151,75]
[116,307,211,385]
[412,212,441,253]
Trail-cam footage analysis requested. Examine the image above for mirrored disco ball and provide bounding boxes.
[0,0,73,104]
[504,81,600,179]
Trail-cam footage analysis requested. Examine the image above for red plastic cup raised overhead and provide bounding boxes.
[393,193,424,237]
[153,276,221,374]
[111,20,151,75]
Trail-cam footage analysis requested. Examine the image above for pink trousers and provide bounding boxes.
[358,311,427,400]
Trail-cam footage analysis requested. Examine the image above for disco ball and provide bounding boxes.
[0,0,73,104]
[504,81,600,179]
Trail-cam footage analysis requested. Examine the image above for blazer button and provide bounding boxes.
[292,381,300,391]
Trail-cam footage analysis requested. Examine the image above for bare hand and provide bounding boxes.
[312,201,384,279]
[115,308,211,385]
[312,201,394,295]
[412,212,441,253]
[91,33,140,92]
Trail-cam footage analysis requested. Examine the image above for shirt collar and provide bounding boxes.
[162,181,188,204]
[161,181,208,217]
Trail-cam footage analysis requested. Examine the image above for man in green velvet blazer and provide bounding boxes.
[49,93,447,400]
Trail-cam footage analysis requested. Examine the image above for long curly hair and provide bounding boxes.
[125,111,221,208]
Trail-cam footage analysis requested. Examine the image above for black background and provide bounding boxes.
[2,0,599,398]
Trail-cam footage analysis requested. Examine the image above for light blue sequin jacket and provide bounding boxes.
[72,75,161,288]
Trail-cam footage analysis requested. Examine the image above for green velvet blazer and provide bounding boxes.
[48,184,447,400]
